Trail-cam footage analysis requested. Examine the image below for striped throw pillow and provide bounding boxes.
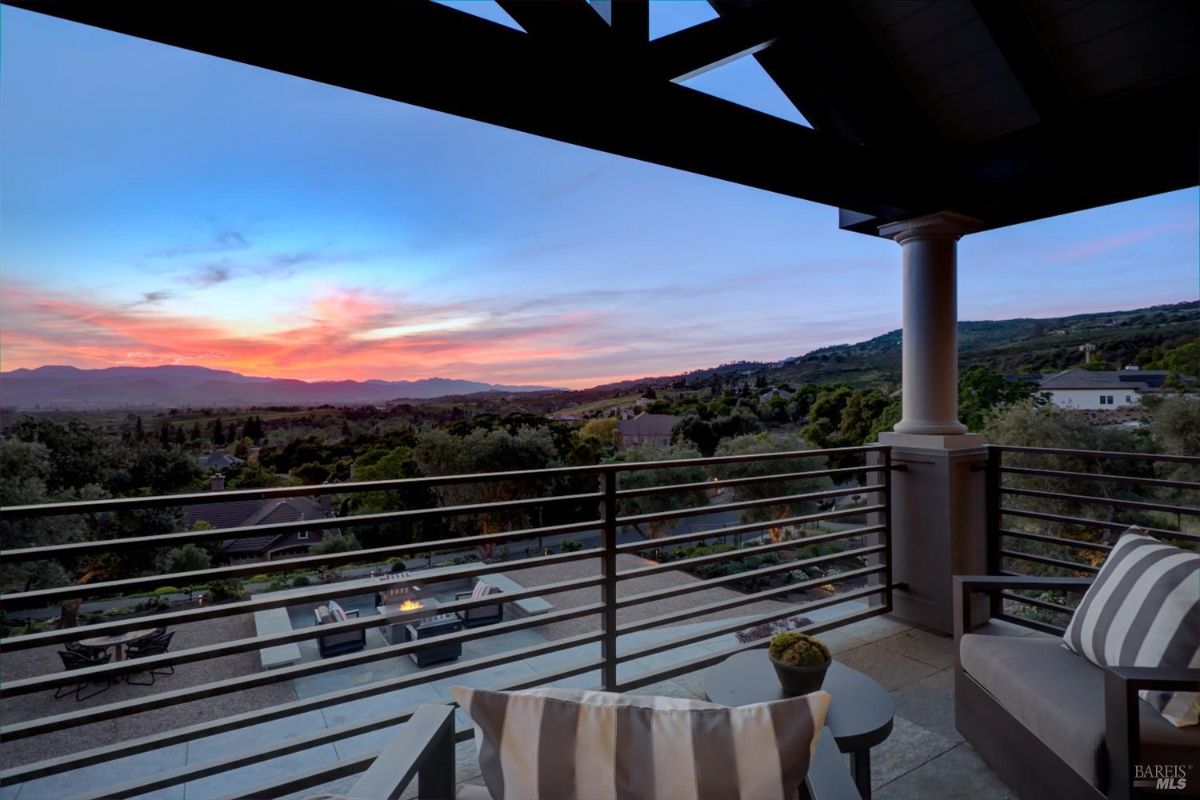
[452,685,829,800]
[471,580,494,600]
[1062,529,1200,726]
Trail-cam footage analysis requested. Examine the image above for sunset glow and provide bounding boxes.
[2,6,1196,391]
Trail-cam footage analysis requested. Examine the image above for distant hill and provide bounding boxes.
[579,301,1200,396]
[0,365,562,410]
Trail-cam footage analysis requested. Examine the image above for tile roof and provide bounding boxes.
[1038,369,1173,391]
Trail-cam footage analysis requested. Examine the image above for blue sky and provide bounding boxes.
[1,3,1196,387]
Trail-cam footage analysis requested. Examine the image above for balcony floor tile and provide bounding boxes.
[11,743,187,800]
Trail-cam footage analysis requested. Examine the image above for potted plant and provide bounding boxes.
[767,631,831,696]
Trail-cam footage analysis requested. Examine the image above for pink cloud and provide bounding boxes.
[1049,219,1198,262]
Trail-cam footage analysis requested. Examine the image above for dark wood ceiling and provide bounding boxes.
[6,0,1197,235]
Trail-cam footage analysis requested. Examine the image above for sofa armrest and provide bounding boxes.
[1104,666,1200,800]
[348,704,456,800]
[805,728,861,800]
[953,575,1092,639]
[345,609,361,618]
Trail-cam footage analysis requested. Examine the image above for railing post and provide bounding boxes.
[985,445,1003,618]
[601,468,619,692]
[882,447,894,615]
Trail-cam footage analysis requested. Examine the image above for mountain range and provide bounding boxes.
[0,365,562,410]
[2,302,1195,410]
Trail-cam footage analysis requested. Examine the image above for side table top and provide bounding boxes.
[704,649,894,752]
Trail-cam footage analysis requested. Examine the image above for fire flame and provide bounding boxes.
[399,599,422,612]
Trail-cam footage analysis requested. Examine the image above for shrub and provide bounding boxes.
[205,578,245,602]
[154,586,182,595]
[291,575,311,588]
[159,544,212,574]
[767,632,830,667]
[559,540,583,552]
[249,574,271,583]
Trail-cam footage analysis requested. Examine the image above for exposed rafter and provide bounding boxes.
[971,0,1072,122]
[648,1,794,81]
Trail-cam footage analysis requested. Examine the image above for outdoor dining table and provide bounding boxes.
[77,628,156,662]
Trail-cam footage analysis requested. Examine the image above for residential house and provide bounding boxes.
[615,412,680,450]
[184,474,338,563]
[1038,368,1174,409]
[197,452,245,470]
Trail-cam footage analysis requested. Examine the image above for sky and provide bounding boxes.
[1,3,1196,390]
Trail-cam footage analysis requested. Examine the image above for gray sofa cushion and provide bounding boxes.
[960,633,1200,791]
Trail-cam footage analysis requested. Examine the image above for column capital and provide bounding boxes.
[878,211,982,245]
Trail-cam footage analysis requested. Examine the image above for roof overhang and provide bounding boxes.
[6,0,1197,235]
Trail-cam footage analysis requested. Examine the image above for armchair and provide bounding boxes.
[953,575,1200,800]
[454,580,502,628]
[342,704,861,800]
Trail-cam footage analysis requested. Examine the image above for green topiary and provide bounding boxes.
[767,632,830,668]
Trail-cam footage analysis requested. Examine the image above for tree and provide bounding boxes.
[577,418,617,445]
[159,544,212,574]
[605,443,709,540]
[211,417,226,445]
[958,366,1040,431]
[413,426,560,559]
[712,433,833,543]
[1151,396,1200,457]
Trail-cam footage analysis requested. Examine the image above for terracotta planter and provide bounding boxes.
[769,655,831,696]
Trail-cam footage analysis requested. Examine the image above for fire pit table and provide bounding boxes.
[376,597,441,645]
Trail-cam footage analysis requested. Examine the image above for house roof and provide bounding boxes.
[13,1,1196,236]
[1038,369,1172,391]
[617,413,681,438]
[184,495,333,556]
[197,452,245,469]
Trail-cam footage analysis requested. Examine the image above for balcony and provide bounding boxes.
[2,443,1195,799]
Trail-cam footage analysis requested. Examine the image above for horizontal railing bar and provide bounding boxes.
[615,465,882,500]
[997,507,1198,541]
[617,565,885,637]
[63,657,606,800]
[0,445,888,520]
[993,445,1200,465]
[0,605,605,741]
[998,590,1078,616]
[0,546,594,651]
[618,587,885,674]
[993,611,1067,636]
[1001,487,1200,516]
[616,485,871,527]
[617,525,884,580]
[615,504,883,552]
[0,520,603,610]
[2,578,603,696]
[999,528,1113,552]
[618,604,885,693]
[617,544,885,609]
[999,465,1200,492]
[1,493,601,562]
[999,548,1099,574]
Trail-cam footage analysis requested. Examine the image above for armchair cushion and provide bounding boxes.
[1062,530,1200,726]
[961,632,1200,791]
[452,685,829,800]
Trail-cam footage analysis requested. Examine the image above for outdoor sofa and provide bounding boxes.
[954,571,1200,799]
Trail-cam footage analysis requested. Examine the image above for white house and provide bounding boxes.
[1038,368,1171,410]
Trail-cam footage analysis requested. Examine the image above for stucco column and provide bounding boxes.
[874,211,989,633]
[878,211,981,436]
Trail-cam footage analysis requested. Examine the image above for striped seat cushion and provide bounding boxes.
[471,581,494,600]
[452,685,829,800]
[1062,529,1200,726]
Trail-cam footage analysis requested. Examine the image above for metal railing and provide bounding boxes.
[0,444,893,798]
[984,444,1200,633]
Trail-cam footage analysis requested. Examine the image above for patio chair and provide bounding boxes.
[337,703,862,800]
[125,630,176,686]
[54,649,113,702]
[954,574,1200,800]
[454,579,502,628]
[315,602,365,657]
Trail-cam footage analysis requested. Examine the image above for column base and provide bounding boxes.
[878,432,985,449]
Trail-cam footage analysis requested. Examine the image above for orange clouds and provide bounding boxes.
[0,283,643,388]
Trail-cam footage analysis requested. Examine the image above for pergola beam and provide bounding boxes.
[648,1,792,81]
[970,0,1072,122]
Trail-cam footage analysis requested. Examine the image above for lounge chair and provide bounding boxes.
[454,579,502,628]
[54,649,113,702]
[315,602,364,657]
